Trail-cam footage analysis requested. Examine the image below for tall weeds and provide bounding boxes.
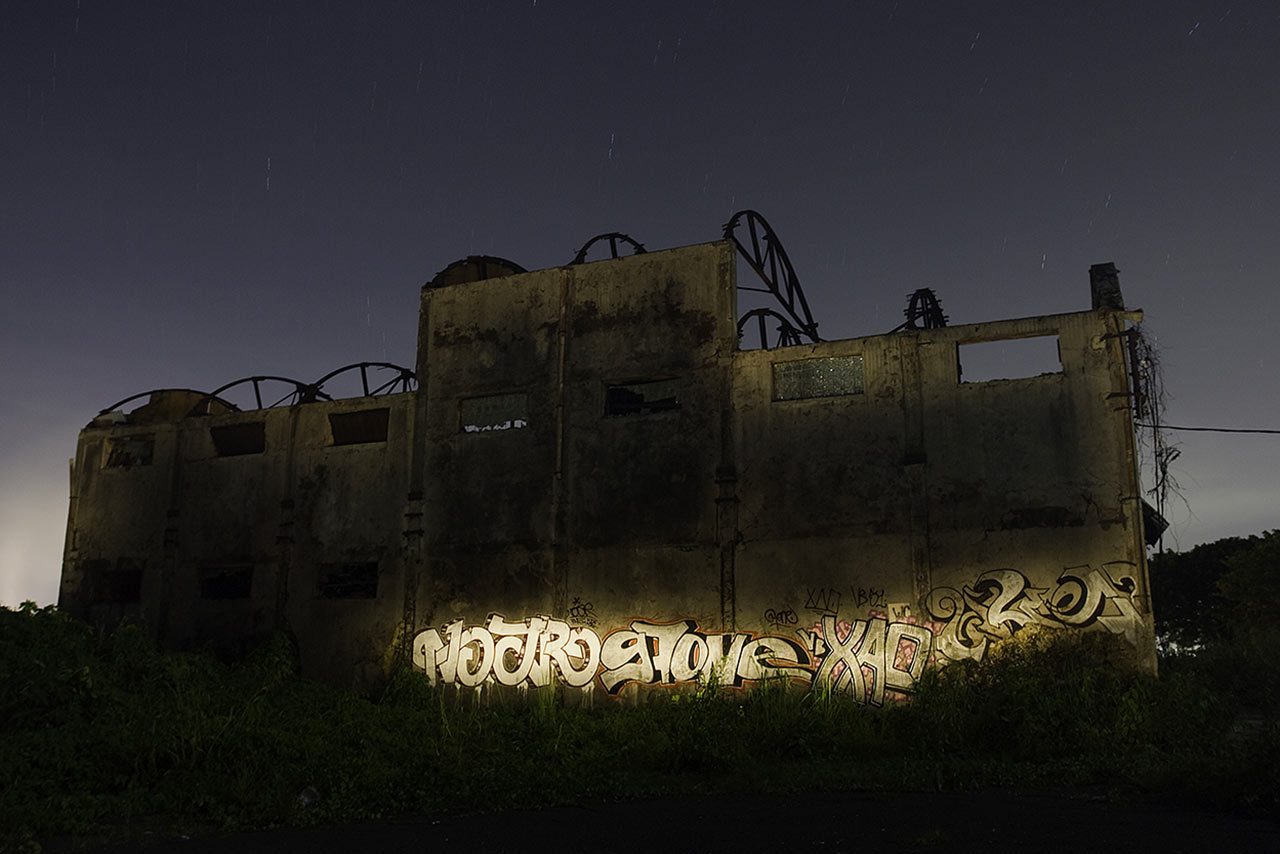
[2,603,1274,851]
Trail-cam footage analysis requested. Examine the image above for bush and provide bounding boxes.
[0,602,100,731]
[3,604,1276,850]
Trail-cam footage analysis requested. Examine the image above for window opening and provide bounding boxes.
[105,435,154,467]
[318,562,378,599]
[772,356,864,401]
[329,408,390,445]
[605,379,680,416]
[460,393,528,433]
[210,422,266,456]
[97,558,143,603]
[958,335,1061,383]
[199,565,253,599]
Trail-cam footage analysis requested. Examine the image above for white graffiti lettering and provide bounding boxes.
[413,613,600,689]
[598,619,811,694]
[410,563,1146,701]
[802,616,933,706]
[416,615,814,695]
[925,563,1146,664]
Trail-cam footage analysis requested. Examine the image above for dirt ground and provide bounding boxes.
[63,788,1279,853]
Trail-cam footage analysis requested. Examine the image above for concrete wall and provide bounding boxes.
[414,242,738,642]
[730,309,1151,687]
[62,239,1154,700]
[62,392,416,686]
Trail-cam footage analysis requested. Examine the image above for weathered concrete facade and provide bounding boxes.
[61,240,1154,698]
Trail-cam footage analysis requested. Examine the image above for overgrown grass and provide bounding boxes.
[1,604,1275,852]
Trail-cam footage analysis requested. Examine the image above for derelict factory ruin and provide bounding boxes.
[59,213,1159,701]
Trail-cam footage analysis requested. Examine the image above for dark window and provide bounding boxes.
[211,422,266,456]
[318,562,378,599]
[460,393,528,433]
[958,335,1061,383]
[199,565,253,599]
[98,558,144,603]
[772,356,864,401]
[105,435,154,467]
[605,379,680,416]
[329,408,390,445]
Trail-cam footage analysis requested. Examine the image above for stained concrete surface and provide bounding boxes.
[63,244,1159,693]
[67,789,1279,853]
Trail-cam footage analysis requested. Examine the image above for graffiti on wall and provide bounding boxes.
[799,615,933,706]
[804,587,842,615]
[411,563,1146,705]
[763,607,798,628]
[851,587,887,610]
[568,597,598,627]
[412,615,814,695]
[925,562,1145,663]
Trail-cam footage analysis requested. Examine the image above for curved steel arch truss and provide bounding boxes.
[737,308,808,350]
[723,210,821,347]
[97,362,419,421]
[426,256,527,289]
[311,362,418,397]
[890,288,948,332]
[96,389,240,418]
[569,232,647,265]
[202,376,330,410]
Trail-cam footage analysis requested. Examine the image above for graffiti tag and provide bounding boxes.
[414,614,601,688]
[801,615,933,706]
[568,596,598,627]
[804,587,842,615]
[763,607,798,628]
[413,616,813,694]
[597,619,811,694]
[410,563,1146,705]
[926,563,1145,663]
[852,587,887,610]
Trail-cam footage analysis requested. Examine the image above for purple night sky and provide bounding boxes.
[2,1,1277,606]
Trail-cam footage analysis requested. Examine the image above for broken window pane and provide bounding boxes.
[210,422,266,456]
[958,335,1061,383]
[460,393,528,433]
[199,565,253,599]
[105,435,154,467]
[318,562,378,599]
[329,408,390,445]
[772,356,864,401]
[605,379,681,416]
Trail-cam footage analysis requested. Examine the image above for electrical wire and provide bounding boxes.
[1138,423,1280,435]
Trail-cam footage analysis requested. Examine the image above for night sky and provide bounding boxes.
[3,1,1278,606]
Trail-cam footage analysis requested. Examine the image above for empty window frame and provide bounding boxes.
[605,378,680,416]
[329,408,390,446]
[105,435,155,468]
[199,564,253,600]
[317,562,378,599]
[958,335,1061,383]
[460,393,528,433]
[772,355,864,401]
[93,558,144,603]
[210,422,266,456]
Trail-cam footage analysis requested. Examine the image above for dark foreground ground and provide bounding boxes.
[57,789,1280,854]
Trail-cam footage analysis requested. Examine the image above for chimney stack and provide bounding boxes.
[1089,262,1124,310]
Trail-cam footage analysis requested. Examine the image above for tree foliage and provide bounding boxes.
[1218,530,1280,625]
[1150,530,1280,649]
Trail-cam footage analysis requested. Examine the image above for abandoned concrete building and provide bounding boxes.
[59,213,1158,700]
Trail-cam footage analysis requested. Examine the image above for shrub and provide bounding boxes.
[3,604,1275,849]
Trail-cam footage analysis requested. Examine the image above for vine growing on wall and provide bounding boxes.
[1132,324,1183,553]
